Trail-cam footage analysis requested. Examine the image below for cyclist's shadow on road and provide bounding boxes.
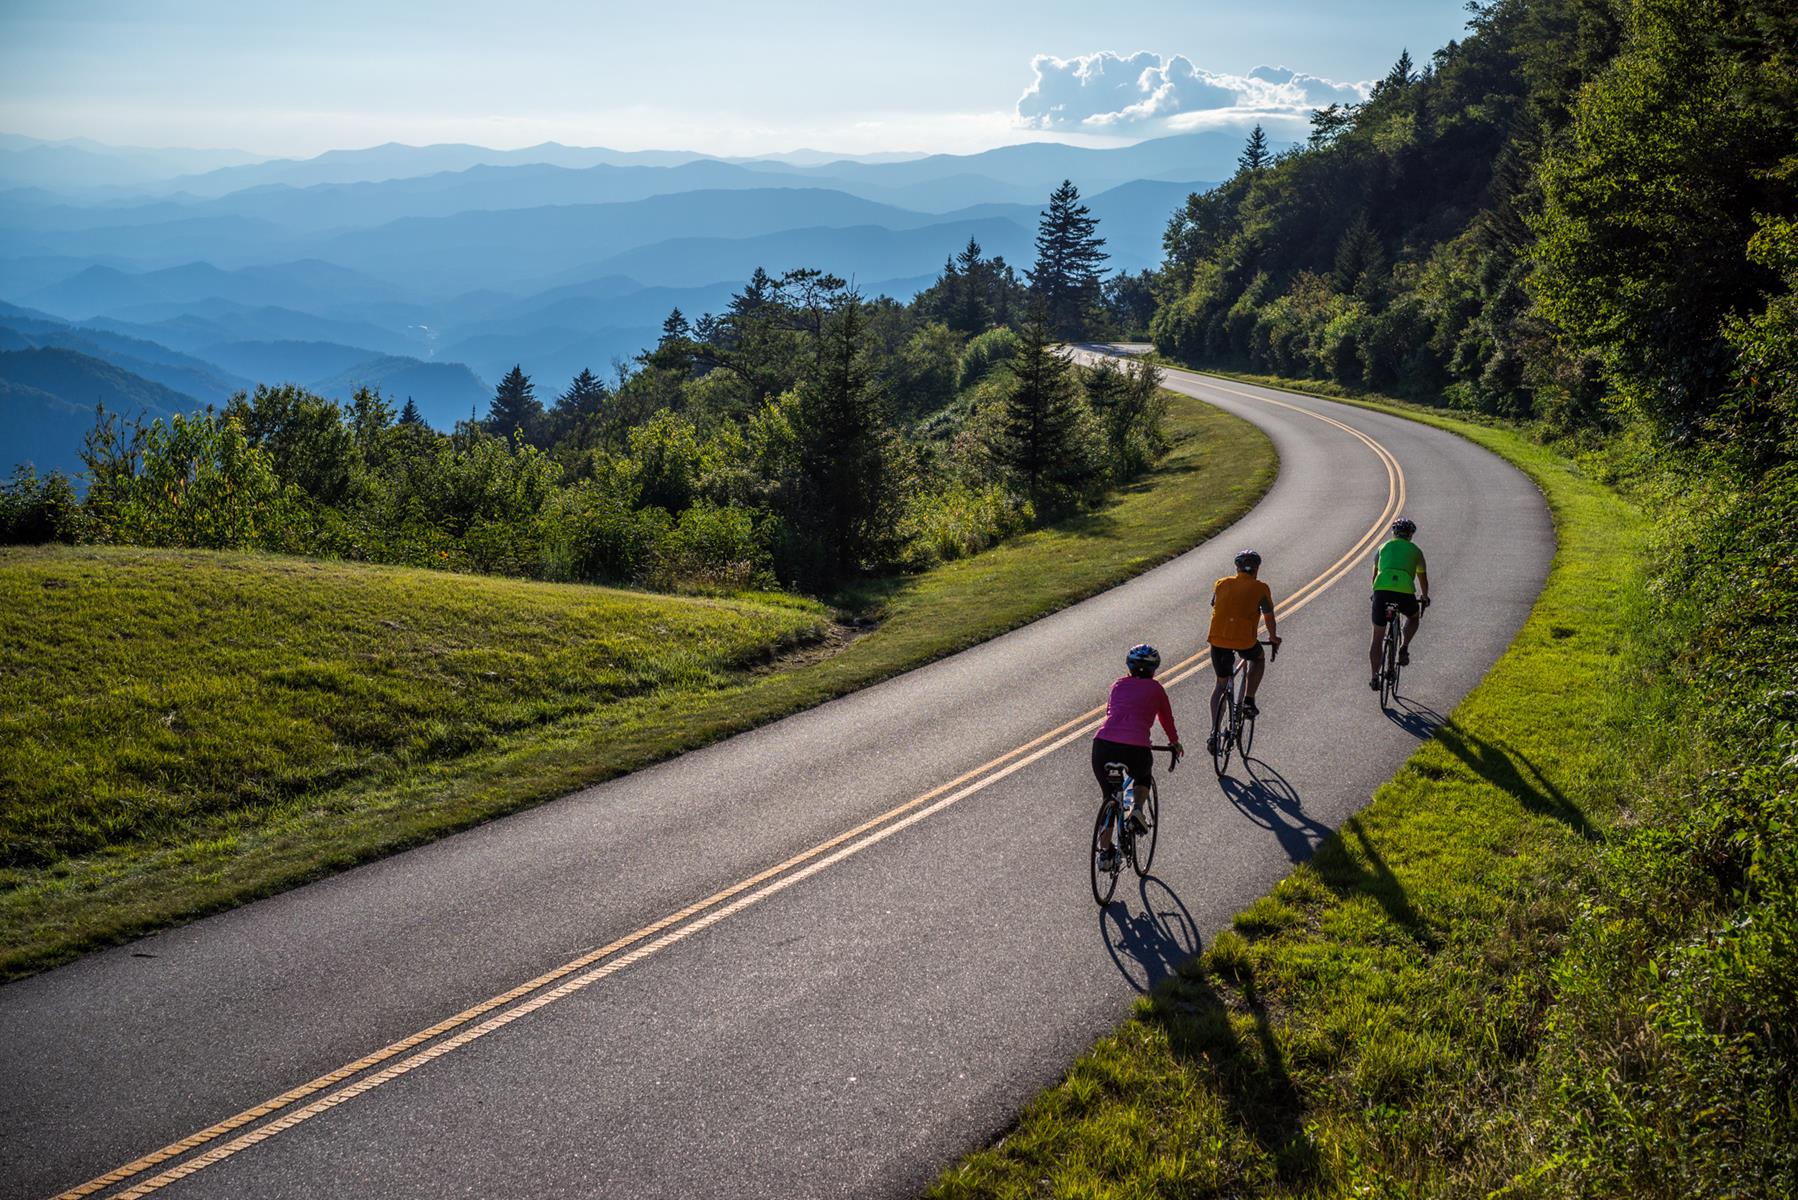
[1385,694,1448,739]
[1218,757,1332,865]
[1099,875,1201,993]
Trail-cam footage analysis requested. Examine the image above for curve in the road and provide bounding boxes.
[4,362,1551,1200]
[46,365,1408,1200]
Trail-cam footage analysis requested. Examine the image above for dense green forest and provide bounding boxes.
[0,192,1161,595]
[1149,0,1795,1192]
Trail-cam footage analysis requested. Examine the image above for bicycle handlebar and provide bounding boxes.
[1152,743,1181,772]
[1259,638,1281,663]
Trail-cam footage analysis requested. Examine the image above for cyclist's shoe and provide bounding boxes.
[1398,647,1411,667]
[1096,847,1120,873]
[1369,676,1381,691]
[1205,733,1219,755]
[1129,809,1150,835]
[1241,697,1259,720]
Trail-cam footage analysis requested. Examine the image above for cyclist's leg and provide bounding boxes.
[1242,641,1268,699]
[1208,645,1235,732]
[1368,606,1386,680]
[1091,739,1122,851]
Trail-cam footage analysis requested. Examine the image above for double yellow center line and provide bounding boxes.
[52,368,1404,1200]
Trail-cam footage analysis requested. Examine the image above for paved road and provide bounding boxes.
[0,362,1553,1200]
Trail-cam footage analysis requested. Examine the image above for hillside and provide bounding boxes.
[0,346,190,474]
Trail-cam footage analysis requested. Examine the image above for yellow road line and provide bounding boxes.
[51,364,1406,1200]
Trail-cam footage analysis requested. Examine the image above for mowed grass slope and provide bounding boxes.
[1,388,1276,977]
[0,550,826,970]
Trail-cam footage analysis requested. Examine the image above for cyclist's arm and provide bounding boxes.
[1259,593,1280,644]
[1155,685,1180,751]
[1415,552,1429,601]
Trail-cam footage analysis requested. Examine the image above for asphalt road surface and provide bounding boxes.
[1,359,1554,1200]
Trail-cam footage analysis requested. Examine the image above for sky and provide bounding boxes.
[0,0,1474,158]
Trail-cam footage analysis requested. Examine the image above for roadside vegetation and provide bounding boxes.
[0,385,1272,979]
[936,0,1795,1194]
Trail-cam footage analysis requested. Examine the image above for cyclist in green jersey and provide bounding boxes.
[1368,517,1431,690]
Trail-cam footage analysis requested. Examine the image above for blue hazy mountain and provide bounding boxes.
[585,218,1039,290]
[305,188,963,292]
[83,302,428,358]
[0,346,194,475]
[0,304,249,403]
[21,259,405,320]
[0,136,264,194]
[304,355,490,428]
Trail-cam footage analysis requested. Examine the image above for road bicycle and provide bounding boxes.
[1377,597,1429,709]
[1090,745,1179,906]
[1212,640,1279,777]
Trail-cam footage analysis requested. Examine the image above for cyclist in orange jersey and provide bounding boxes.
[1206,549,1281,756]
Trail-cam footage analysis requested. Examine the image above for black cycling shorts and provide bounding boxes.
[1371,589,1419,625]
[1092,738,1153,798]
[1209,642,1264,676]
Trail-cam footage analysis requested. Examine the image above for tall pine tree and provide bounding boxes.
[789,293,903,587]
[951,237,991,334]
[1028,180,1108,341]
[548,368,608,445]
[484,364,544,444]
[992,311,1098,510]
[1238,124,1271,173]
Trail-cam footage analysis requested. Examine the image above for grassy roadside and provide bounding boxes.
[929,381,1661,1195]
[0,387,1273,979]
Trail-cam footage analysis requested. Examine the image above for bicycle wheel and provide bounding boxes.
[1380,621,1399,708]
[1212,710,1234,776]
[1090,800,1120,905]
[1240,705,1257,758]
[1130,778,1159,876]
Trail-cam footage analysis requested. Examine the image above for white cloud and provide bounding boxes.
[1017,51,1370,133]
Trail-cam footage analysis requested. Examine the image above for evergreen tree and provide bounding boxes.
[548,368,608,445]
[992,311,1098,510]
[1027,180,1109,341]
[952,237,991,334]
[790,292,902,586]
[1332,213,1387,298]
[484,365,544,444]
[1238,124,1271,173]
[398,398,426,427]
[1384,48,1415,89]
[660,308,691,344]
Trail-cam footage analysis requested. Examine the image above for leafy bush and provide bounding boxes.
[898,483,1032,568]
[0,467,84,545]
[957,327,1021,391]
[82,409,302,551]
[650,501,770,592]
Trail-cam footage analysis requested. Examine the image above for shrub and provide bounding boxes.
[650,501,771,592]
[898,482,1032,569]
[81,409,302,551]
[957,327,1021,391]
[0,467,84,545]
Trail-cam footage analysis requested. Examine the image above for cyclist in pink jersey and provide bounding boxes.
[1092,644,1183,869]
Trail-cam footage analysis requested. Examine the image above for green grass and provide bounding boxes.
[928,378,1663,1197]
[0,387,1273,978]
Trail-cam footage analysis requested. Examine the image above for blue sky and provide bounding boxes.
[0,0,1473,156]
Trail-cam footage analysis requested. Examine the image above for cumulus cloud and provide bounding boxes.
[1017,51,1370,132]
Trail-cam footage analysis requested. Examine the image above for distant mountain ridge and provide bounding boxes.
[0,128,1242,476]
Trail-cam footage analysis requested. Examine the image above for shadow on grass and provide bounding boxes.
[1142,949,1321,1184]
[1429,719,1598,841]
[1100,873,1201,993]
[1218,756,1334,865]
